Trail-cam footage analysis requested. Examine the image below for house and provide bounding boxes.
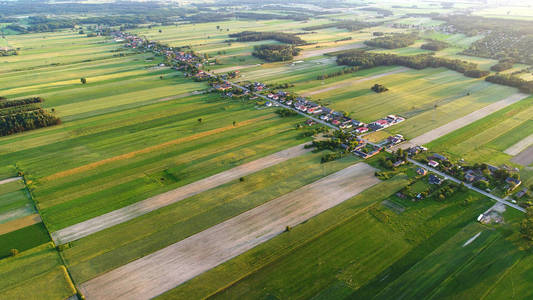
[516,188,528,199]
[416,168,427,176]
[506,177,522,190]
[429,174,443,185]
[266,102,273,107]
[465,172,476,183]
[393,160,405,168]
[331,119,341,126]
[355,127,369,134]
[428,160,439,168]
[432,153,448,161]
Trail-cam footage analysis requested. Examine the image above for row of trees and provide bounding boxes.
[252,45,301,62]
[364,33,418,49]
[303,20,381,32]
[421,40,449,51]
[229,31,305,45]
[0,109,61,136]
[0,97,43,109]
[490,60,514,72]
[336,51,489,78]
[317,66,360,80]
[486,74,533,93]
[371,84,388,93]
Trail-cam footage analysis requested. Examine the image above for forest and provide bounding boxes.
[364,33,418,49]
[229,31,305,45]
[0,97,60,136]
[421,40,449,51]
[336,51,489,78]
[252,44,301,62]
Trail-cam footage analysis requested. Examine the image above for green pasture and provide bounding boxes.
[0,223,50,258]
[0,243,76,299]
[0,179,36,224]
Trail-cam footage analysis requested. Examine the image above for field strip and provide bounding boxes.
[0,177,22,185]
[212,64,259,73]
[79,163,379,300]
[0,207,35,224]
[504,134,533,156]
[42,115,270,182]
[511,145,533,166]
[296,43,364,59]
[0,214,42,235]
[301,67,408,97]
[397,93,530,149]
[153,92,192,103]
[51,143,311,245]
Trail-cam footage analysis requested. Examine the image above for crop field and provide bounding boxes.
[158,175,495,299]
[62,153,362,284]
[293,67,518,138]
[0,243,76,299]
[427,96,533,184]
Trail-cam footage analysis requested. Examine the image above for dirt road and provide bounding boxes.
[504,134,533,156]
[395,93,530,150]
[51,144,311,245]
[301,67,407,97]
[296,43,364,59]
[79,163,379,300]
[0,177,21,185]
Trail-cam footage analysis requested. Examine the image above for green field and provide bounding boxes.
[0,243,76,299]
[0,179,36,223]
[293,67,517,138]
[0,223,50,258]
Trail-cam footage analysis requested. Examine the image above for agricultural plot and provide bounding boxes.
[428,96,533,181]
[79,162,379,300]
[61,153,361,284]
[0,243,76,299]
[159,178,492,299]
[294,67,518,138]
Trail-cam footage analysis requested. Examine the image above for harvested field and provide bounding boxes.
[212,64,259,73]
[505,133,533,156]
[296,43,364,59]
[397,93,529,149]
[51,143,311,244]
[0,214,42,235]
[79,163,379,300]
[511,145,533,166]
[301,67,407,97]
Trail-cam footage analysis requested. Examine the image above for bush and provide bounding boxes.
[10,249,19,256]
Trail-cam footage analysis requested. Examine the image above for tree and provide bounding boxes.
[216,25,220,30]
[233,121,236,126]
[80,77,87,84]
[159,75,164,80]
[158,29,162,33]
[521,207,533,241]
[10,249,19,256]
[197,118,202,123]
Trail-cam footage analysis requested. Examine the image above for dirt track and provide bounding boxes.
[396,93,530,150]
[51,144,311,245]
[79,163,378,300]
[511,145,533,166]
[0,177,21,185]
[301,67,407,97]
[296,43,364,59]
[505,134,533,156]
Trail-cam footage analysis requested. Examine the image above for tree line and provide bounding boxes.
[317,66,360,80]
[421,40,449,51]
[364,33,418,49]
[252,44,301,62]
[303,20,381,32]
[336,51,490,78]
[486,74,533,94]
[229,31,305,45]
[0,97,60,136]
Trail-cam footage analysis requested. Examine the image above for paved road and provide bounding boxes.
[408,158,526,213]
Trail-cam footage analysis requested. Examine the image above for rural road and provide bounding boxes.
[0,177,21,185]
[51,143,312,244]
[79,163,379,300]
[394,92,530,150]
[408,158,526,213]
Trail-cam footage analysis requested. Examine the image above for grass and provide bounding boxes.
[0,223,50,258]
[0,243,76,299]
[0,179,37,224]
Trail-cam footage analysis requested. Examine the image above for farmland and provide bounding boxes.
[1,1,533,299]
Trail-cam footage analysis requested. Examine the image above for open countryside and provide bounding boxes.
[1,1,533,300]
